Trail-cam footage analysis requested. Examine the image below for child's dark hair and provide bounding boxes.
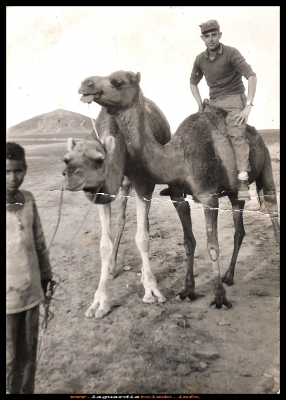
[6,142,27,167]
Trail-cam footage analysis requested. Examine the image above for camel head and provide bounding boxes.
[62,136,115,195]
[78,71,141,114]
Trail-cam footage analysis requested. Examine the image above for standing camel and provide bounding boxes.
[63,94,171,318]
[78,70,280,309]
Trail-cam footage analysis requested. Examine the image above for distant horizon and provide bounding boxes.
[6,107,280,136]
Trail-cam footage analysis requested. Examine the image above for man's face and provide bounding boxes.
[6,159,26,194]
[201,30,222,52]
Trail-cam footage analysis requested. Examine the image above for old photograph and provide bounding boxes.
[6,6,280,394]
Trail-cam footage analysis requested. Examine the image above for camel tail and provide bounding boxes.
[256,146,280,245]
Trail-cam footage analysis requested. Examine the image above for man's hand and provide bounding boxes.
[233,105,252,125]
[198,104,204,113]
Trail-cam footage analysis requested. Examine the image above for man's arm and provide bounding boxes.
[190,55,204,112]
[246,74,257,105]
[190,83,204,113]
[233,75,257,125]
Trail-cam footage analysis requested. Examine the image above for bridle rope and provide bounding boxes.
[38,103,101,364]
[87,103,100,140]
[37,184,98,365]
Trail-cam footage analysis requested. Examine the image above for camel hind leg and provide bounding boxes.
[222,197,246,286]
[108,176,133,279]
[169,185,197,301]
[198,194,232,309]
[256,148,280,245]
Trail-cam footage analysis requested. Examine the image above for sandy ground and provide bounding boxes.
[17,133,279,394]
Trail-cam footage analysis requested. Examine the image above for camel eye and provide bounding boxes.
[113,80,122,88]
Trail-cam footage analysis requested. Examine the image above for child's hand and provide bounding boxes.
[41,279,51,294]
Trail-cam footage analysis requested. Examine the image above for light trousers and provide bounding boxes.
[204,93,251,172]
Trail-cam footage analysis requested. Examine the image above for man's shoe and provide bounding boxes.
[160,187,171,196]
[237,180,251,201]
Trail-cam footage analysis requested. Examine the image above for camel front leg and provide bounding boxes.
[108,176,132,279]
[134,183,166,303]
[222,197,245,286]
[85,203,112,318]
[199,195,232,309]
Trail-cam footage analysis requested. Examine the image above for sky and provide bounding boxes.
[7,6,280,131]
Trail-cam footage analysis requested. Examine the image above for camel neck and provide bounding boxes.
[115,91,145,152]
[115,91,184,184]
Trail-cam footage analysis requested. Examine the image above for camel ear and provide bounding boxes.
[85,147,106,161]
[84,80,94,86]
[67,138,76,152]
[127,72,141,85]
[135,72,141,84]
[81,79,94,86]
[103,136,115,154]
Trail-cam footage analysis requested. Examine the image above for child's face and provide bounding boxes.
[6,159,27,194]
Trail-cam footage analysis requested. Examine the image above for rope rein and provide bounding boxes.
[48,185,64,252]
[35,93,118,364]
[37,186,98,365]
[88,103,100,140]
[38,103,101,364]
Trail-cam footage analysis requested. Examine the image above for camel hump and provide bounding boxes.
[176,108,232,153]
[175,109,237,192]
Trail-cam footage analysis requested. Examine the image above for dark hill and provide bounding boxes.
[7,109,96,138]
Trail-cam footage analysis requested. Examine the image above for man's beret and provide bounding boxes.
[199,20,220,34]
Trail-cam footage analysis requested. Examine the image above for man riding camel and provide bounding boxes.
[161,19,257,201]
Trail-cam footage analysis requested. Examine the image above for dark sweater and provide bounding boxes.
[190,44,256,99]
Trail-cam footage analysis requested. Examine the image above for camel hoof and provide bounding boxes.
[143,294,156,303]
[157,295,167,303]
[151,287,166,303]
[94,306,111,319]
[85,307,95,318]
[176,289,197,301]
[210,296,232,309]
[222,273,234,286]
[108,272,118,280]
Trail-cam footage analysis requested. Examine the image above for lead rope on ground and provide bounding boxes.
[37,185,98,365]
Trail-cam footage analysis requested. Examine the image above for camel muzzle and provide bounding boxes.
[62,171,87,191]
[78,88,103,104]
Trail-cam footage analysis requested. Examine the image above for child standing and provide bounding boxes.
[6,142,52,394]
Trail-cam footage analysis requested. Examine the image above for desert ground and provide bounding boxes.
[10,130,280,394]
